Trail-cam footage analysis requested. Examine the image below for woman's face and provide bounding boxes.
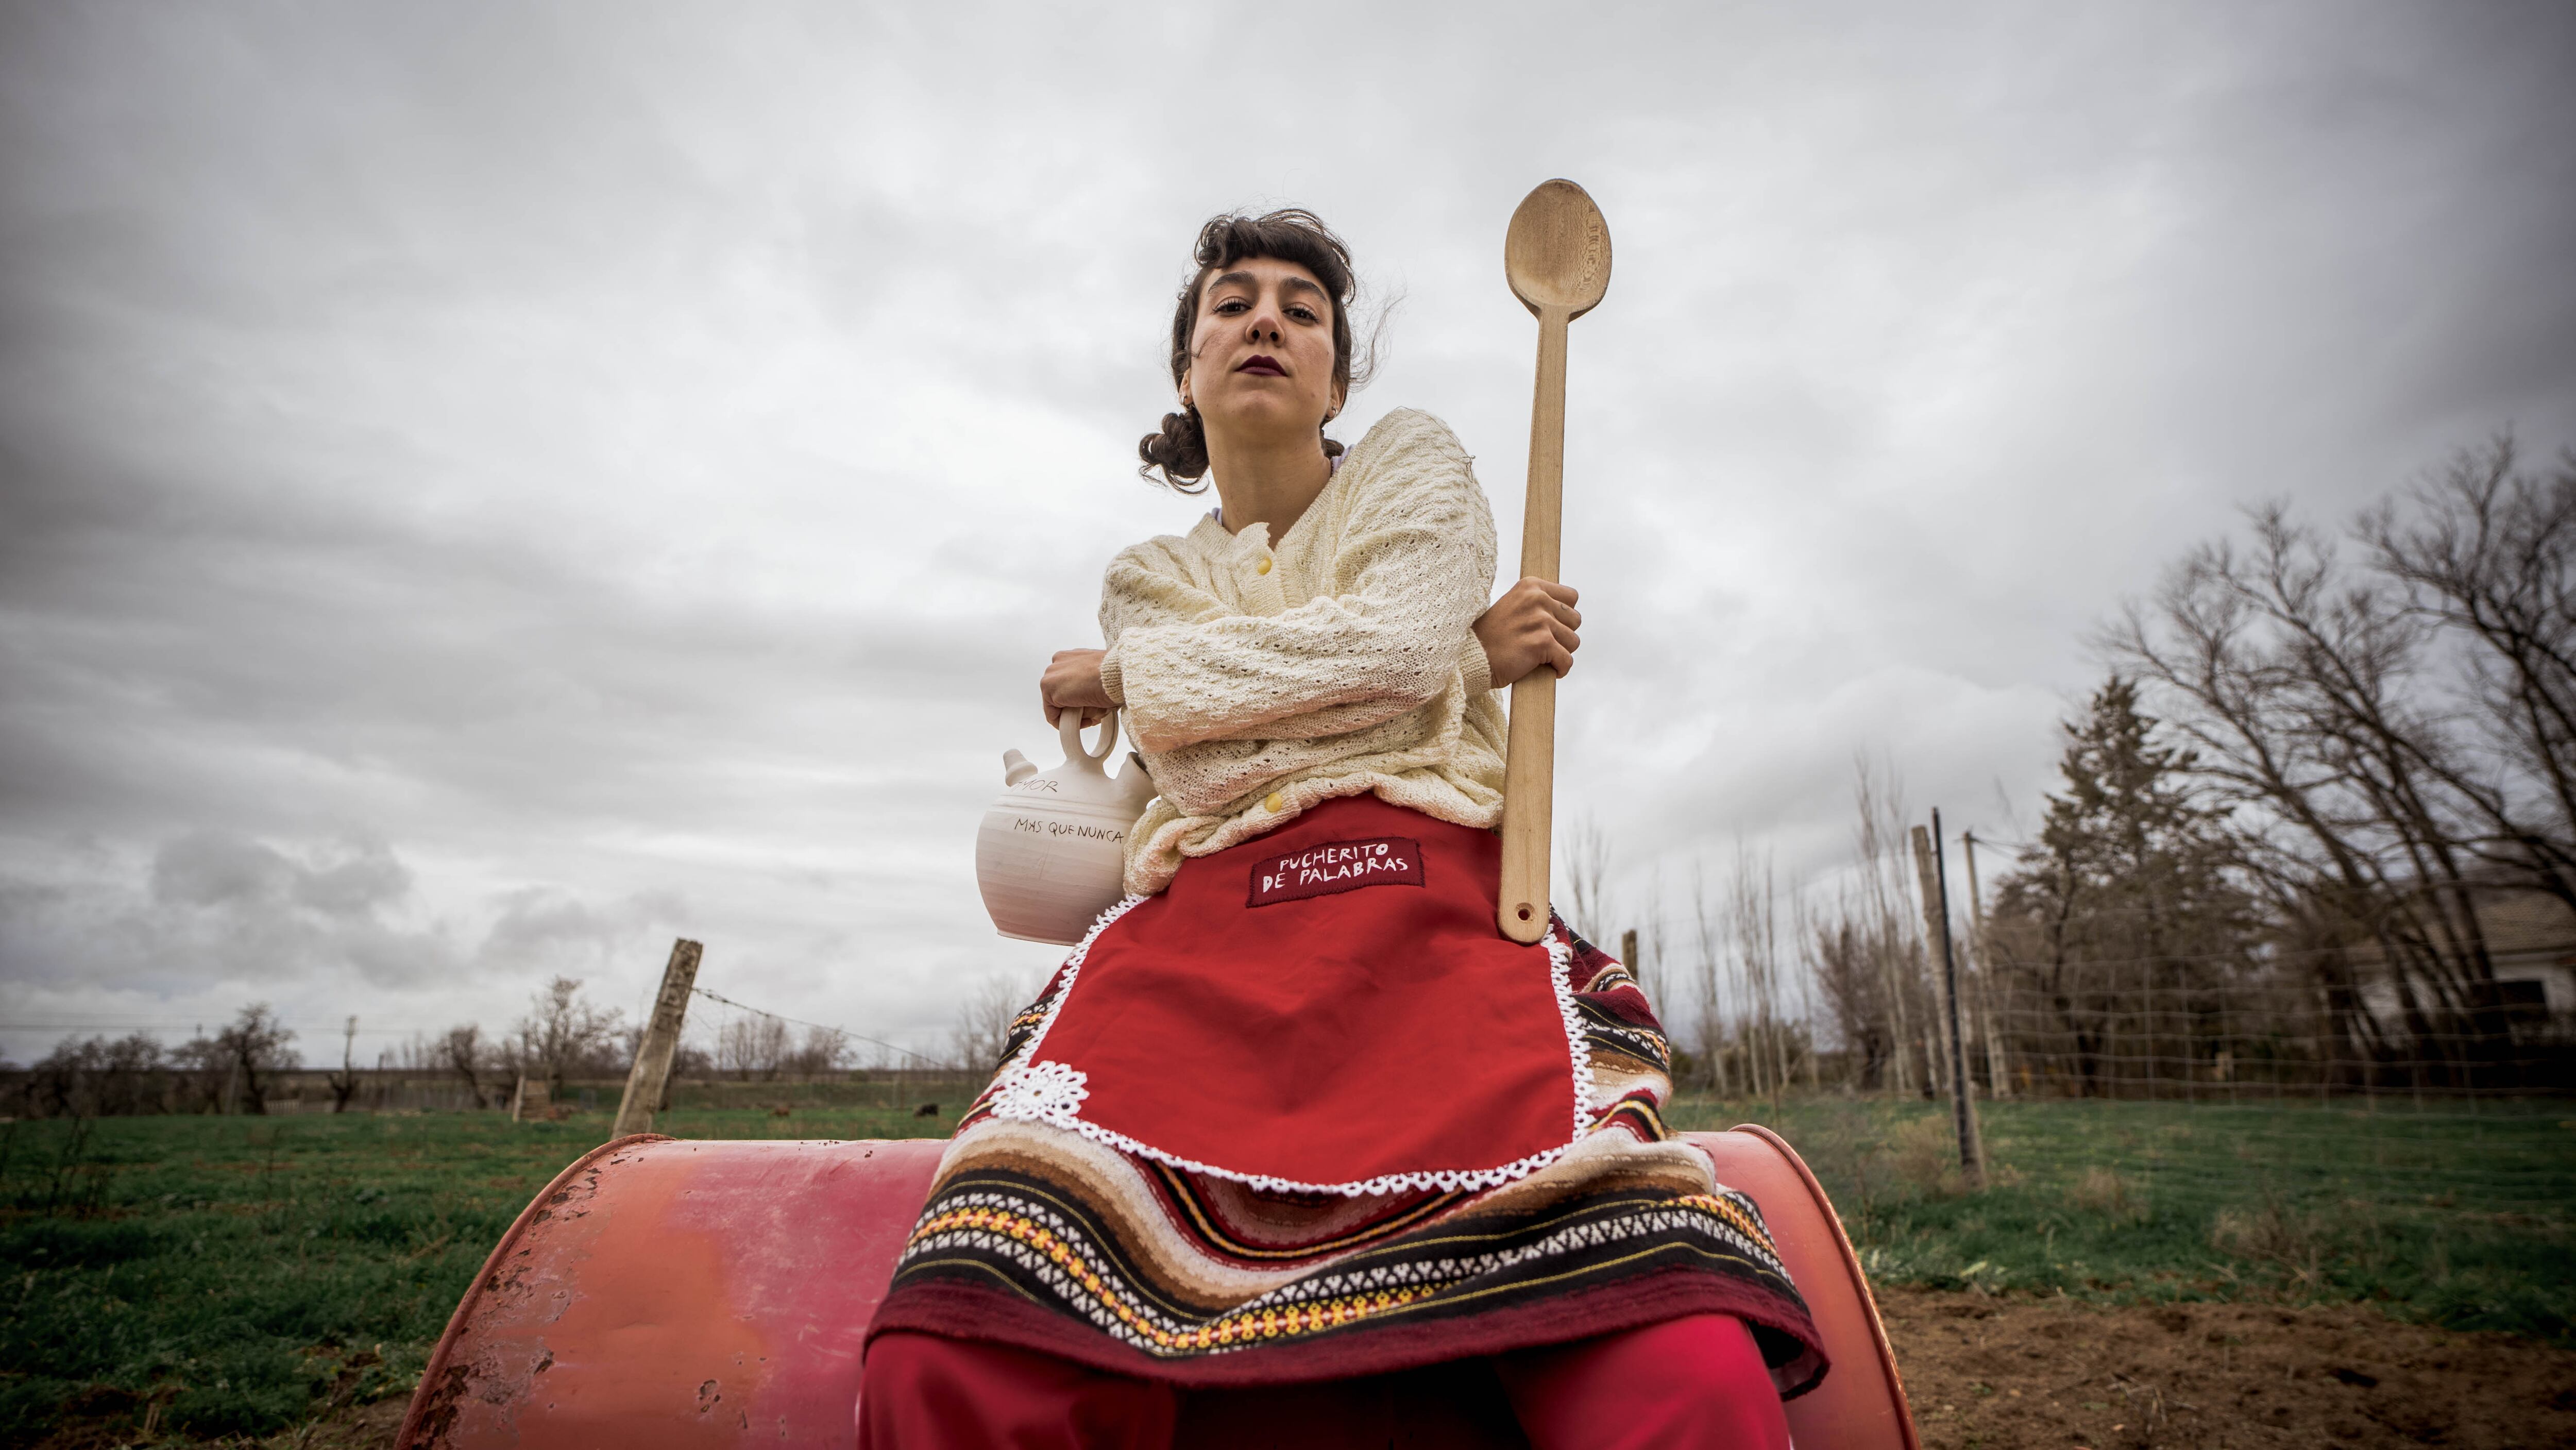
[1181,256,1342,444]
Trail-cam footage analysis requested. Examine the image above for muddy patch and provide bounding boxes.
[1880,1288,2576,1449]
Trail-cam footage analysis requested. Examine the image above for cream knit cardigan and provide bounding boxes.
[1098,408,1509,895]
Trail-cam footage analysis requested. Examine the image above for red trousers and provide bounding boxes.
[857,1314,1791,1449]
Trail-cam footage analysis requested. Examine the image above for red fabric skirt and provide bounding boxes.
[858,1313,1792,1449]
[983,795,1583,1194]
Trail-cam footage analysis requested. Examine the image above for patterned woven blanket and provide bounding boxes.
[869,797,1826,1393]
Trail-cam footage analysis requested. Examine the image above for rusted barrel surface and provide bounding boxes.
[397,1135,941,1448]
[398,1131,1916,1449]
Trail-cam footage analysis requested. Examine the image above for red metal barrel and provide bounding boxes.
[397,1129,1916,1448]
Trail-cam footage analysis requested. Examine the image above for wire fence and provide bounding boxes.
[1616,928,2576,1104]
[1743,966,2575,1105]
[0,979,960,1119]
[688,985,950,1071]
[1593,839,2576,1107]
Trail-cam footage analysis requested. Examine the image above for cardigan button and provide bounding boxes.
[1264,792,1284,812]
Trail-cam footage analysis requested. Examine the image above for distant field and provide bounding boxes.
[3,1093,2569,1446]
[1668,1093,2576,1341]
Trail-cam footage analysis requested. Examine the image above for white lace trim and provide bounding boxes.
[988,1058,1090,1123]
[1548,932,1601,1124]
[987,899,1602,1200]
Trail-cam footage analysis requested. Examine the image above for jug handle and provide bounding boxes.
[1059,707,1122,766]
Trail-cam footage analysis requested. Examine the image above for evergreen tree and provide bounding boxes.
[1992,677,2251,1094]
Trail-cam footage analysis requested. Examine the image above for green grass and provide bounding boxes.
[2,1093,2569,1444]
[0,1103,963,1447]
[1668,1094,2576,1341]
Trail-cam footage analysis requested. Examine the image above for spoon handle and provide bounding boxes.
[1497,307,1569,942]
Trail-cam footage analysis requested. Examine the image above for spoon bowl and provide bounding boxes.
[1504,179,1612,319]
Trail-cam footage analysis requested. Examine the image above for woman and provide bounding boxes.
[861,210,1824,1448]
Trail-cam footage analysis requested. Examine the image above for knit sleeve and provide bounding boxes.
[1098,537,1233,642]
[1104,416,1497,754]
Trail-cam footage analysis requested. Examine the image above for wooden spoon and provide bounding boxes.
[1497,179,1612,943]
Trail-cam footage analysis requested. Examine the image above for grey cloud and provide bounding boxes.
[147,833,413,919]
[150,831,294,909]
[9,832,455,1007]
[293,840,413,917]
[3,2,2571,1057]
[473,886,687,989]
[480,890,614,962]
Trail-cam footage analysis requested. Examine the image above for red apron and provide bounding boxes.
[984,795,1588,1195]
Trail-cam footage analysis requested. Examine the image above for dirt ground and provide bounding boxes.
[62,1293,2567,1448]
[1878,1288,2576,1449]
[253,1398,408,1449]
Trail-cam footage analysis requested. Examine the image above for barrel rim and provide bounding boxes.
[1722,1123,1921,1449]
[393,1132,675,1449]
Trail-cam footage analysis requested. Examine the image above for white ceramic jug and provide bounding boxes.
[975,709,1159,945]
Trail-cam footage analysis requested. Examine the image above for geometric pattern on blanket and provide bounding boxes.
[868,926,1829,1396]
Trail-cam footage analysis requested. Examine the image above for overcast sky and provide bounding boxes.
[3,2,2571,1067]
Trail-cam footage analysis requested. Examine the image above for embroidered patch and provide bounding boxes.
[1249,836,1425,906]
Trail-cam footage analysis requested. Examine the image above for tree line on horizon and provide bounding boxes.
[9,975,882,1119]
[17,437,2571,1116]
[1598,434,2575,1098]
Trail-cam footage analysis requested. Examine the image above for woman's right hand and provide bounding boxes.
[1040,648,1114,728]
[1474,578,1581,688]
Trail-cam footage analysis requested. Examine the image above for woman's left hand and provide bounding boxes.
[1041,648,1114,727]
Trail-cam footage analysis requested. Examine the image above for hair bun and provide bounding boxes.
[1139,408,1211,490]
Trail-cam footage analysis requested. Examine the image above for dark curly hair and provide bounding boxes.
[1139,208,1363,491]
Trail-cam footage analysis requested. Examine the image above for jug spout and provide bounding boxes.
[1111,752,1159,816]
[1002,749,1037,786]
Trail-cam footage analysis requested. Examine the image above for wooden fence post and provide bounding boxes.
[1909,827,1955,1100]
[613,938,703,1139]
[1960,830,2011,1099]
[1912,816,1986,1187]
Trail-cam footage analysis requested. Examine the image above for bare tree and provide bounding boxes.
[1853,757,1925,1094]
[716,1015,791,1081]
[2359,436,2576,906]
[440,1024,492,1108]
[782,1024,852,1077]
[180,1005,297,1115]
[1728,846,1794,1101]
[2090,435,2576,1088]
[25,1033,170,1118]
[952,976,1030,1075]
[1559,814,1614,945]
[1689,863,1729,1094]
[326,1016,361,1112]
[1797,756,1948,1095]
[1808,898,1887,1089]
[1633,867,1673,1010]
[513,977,626,1098]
